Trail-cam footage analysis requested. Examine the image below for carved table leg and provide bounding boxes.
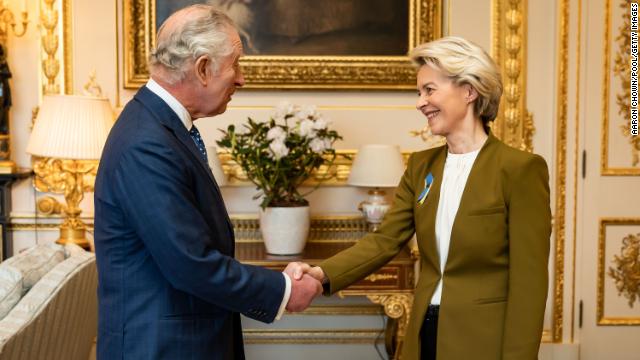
[367,293,414,360]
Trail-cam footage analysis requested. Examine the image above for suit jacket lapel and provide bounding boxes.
[133,87,234,238]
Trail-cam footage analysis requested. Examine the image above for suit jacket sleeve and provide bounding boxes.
[111,135,285,323]
[319,154,416,294]
[502,154,552,359]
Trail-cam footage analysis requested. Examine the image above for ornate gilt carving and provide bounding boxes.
[366,293,414,359]
[123,0,441,89]
[608,233,640,308]
[62,0,72,94]
[613,0,640,167]
[217,149,411,187]
[492,0,534,152]
[364,274,399,283]
[40,0,60,95]
[549,0,570,342]
[598,218,640,325]
[32,157,98,249]
[602,0,640,175]
[32,157,97,194]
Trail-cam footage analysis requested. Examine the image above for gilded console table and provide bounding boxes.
[234,215,416,360]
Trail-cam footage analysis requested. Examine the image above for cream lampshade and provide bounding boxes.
[27,95,115,249]
[27,95,114,159]
[348,145,405,231]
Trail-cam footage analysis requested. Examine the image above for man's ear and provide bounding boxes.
[194,55,210,86]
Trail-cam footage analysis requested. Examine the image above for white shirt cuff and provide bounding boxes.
[275,272,292,320]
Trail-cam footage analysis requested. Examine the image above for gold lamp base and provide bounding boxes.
[38,195,92,250]
[57,222,91,250]
[33,158,98,251]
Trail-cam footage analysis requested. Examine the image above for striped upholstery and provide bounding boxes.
[0,251,97,360]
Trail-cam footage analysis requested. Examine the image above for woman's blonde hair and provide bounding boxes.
[410,36,503,132]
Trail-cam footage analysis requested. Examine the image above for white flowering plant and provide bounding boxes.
[217,102,343,209]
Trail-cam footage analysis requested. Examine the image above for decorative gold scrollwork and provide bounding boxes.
[366,293,413,349]
[364,274,399,283]
[41,0,60,95]
[608,233,640,308]
[492,0,534,152]
[613,0,640,167]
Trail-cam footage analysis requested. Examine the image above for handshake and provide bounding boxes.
[283,262,326,312]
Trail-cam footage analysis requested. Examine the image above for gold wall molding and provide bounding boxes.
[598,218,640,325]
[601,0,640,175]
[218,149,411,187]
[492,0,563,341]
[549,0,570,343]
[122,0,441,89]
[570,0,583,342]
[62,0,72,94]
[491,0,534,152]
[300,304,383,316]
[242,329,384,344]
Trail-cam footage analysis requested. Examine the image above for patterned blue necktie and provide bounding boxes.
[189,125,209,163]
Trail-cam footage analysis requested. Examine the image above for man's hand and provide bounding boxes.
[285,273,322,312]
[284,262,325,282]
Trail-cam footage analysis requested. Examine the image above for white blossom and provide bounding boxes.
[269,140,290,160]
[297,119,317,138]
[266,126,286,141]
[323,138,333,150]
[273,101,295,119]
[297,105,318,120]
[309,138,327,154]
[312,117,330,131]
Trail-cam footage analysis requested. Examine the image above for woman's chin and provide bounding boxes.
[429,125,445,137]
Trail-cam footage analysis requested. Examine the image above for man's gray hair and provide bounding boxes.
[148,5,235,84]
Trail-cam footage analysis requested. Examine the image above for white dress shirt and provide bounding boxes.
[429,147,481,305]
[145,79,292,319]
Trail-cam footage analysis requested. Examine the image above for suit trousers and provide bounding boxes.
[420,305,439,360]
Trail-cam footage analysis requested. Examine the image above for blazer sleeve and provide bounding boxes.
[502,154,552,359]
[111,136,285,323]
[319,154,417,294]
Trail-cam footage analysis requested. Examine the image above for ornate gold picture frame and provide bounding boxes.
[601,0,640,175]
[598,218,640,326]
[123,0,442,90]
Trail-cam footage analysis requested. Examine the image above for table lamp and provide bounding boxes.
[348,144,405,232]
[26,94,114,249]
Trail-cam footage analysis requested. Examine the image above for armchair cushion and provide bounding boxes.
[0,266,22,320]
[2,244,64,295]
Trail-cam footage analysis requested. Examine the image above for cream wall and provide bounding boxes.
[5,0,589,359]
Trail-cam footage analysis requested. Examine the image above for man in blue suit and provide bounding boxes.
[94,5,322,359]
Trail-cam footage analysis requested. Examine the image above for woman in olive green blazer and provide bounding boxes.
[289,36,551,360]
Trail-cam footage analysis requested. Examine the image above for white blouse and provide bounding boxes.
[429,148,481,305]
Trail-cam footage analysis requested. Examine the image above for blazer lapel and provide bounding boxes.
[444,134,498,273]
[417,146,447,274]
